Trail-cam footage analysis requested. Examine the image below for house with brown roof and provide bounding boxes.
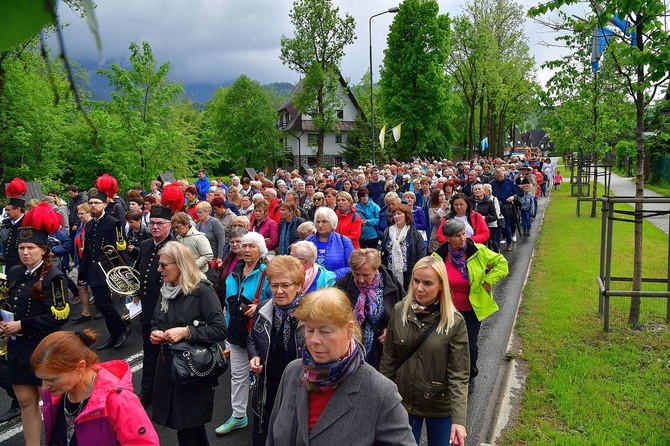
[276,73,365,168]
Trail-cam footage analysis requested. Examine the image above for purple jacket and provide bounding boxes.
[42,360,159,446]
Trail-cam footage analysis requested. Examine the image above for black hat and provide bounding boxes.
[8,197,25,208]
[18,226,49,246]
[88,188,108,203]
[150,205,172,220]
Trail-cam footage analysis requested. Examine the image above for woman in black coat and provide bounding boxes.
[246,256,306,446]
[150,241,226,446]
[335,249,405,370]
[380,204,427,289]
[1,203,69,446]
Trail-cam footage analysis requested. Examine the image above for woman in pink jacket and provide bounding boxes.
[32,330,159,446]
[251,201,279,251]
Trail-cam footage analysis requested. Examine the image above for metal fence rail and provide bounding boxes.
[598,196,670,331]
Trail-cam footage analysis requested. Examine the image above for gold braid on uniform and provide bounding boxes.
[115,224,127,251]
[50,276,70,320]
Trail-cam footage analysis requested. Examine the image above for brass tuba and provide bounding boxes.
[98,245,141,296]
[0,272,9,357]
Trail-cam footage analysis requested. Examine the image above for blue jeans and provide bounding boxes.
[408,414,452,446]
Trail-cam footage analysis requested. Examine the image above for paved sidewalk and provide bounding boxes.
[596,169,670,236]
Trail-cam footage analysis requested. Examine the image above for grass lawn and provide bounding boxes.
[499,183,670,445]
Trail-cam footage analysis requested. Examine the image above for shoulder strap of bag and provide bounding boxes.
[251,269,267,305]
[396,319,440,371]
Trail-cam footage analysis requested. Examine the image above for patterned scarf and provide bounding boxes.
[448,244,469,280]
[411,299,440,314]
[273,294,303,351]
[302,338,364,393]
[389,224,409,285]
[353,271,382,325]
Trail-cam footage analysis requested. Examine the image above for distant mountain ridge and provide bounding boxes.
[73,58,295,105]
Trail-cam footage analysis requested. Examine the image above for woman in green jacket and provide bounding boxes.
[380,257,469,446]
[433,218,509,393]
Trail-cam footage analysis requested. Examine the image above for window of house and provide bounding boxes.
[307,134,318,146]
[336,109,344,119]
[335,134,342,144]
[307,156,317,165]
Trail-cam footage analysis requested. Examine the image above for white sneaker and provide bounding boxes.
[512,235,517,242]
[499,240,506,245]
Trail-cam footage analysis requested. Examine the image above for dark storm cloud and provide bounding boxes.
[54,0,566,87]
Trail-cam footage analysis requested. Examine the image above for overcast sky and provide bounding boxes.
[55,0,572,88]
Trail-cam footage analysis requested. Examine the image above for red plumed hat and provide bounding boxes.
[161,183,185,214]
[6,177,27,197]
[21,202,61,244]
[95,174,118,198]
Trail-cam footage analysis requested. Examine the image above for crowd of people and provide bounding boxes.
[0,154,554,445]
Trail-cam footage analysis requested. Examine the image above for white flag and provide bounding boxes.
[379,125,386,149]
[392,123,402,142]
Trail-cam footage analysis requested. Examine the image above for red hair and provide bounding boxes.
[6,178,27,197]
[161,183,185,214]
[31,329,99,373]
[95,174,119,197]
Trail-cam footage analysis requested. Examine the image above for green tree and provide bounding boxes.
[0,48,83,189]
[378,0,455,160]
[203,75,281,172]
[280,0,356,166]
[96,41,194,188]
[530,0,670,326]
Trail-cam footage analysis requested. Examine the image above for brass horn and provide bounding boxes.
[98,245,141,296]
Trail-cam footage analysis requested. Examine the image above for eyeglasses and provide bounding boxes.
[269,282,295,291]
[157,262,175,268]
[149,221,170,227]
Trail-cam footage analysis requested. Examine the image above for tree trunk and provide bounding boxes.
[468,102,475,159]
[628,63,645,327]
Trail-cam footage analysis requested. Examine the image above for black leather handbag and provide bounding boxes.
[169,341,228,386]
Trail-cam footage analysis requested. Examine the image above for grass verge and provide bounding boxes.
[499,183,670,445]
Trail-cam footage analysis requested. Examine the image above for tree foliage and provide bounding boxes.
[378,0,455,160]
[448,0,536,157]
[203,75,281,172]
[280,0,356,165]
[95,41,195,187]
[530,0,670,326]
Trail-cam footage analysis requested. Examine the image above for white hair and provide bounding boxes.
[313,206,338,229]
[241,232,268,258]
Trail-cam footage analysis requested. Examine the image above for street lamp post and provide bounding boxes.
[369,6,399,166]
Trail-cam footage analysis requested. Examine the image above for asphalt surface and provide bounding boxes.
[0,192,550,446]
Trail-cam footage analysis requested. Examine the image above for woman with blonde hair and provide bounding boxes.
[32,330,159,445]
[150,241,226,445]
[266,288,415,445]
[380,257,469,446]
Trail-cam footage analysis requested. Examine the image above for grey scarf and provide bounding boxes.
[160,282,182,313]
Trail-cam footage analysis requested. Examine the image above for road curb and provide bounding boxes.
[481,190,553,445]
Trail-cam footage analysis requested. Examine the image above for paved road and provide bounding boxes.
[0,301,252,445]
[0,193,552,446]
[596,168,669,236]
